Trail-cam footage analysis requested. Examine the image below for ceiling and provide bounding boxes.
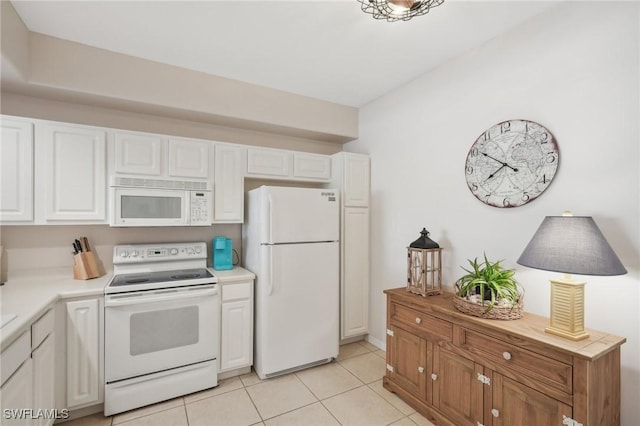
[11,1,560,108]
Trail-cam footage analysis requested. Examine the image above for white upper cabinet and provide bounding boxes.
[41,123,106,222]
[247,147,332,182]
[293,152,331,181]
[114,132,162,176]
[213,144,244,223]
[111,131,210,180]
[334,152,370,207]
[168,137,209,179]
[0,117,34,222]
[247,147,291,177]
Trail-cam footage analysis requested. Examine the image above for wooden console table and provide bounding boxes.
[383,288,625,426]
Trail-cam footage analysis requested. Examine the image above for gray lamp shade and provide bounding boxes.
[517,216,627,276]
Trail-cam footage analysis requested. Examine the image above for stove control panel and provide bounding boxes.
[114,242,207,264]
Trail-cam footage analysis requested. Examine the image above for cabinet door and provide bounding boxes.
[387,326,427,400]
[114,131,163,176]
[246,148,291,177]
[293,152,331,180]
[492,373,572,426]
[168,138,209,179]
[66,298,100,408]
[341,207,369,339]
[220,298,253,372]
[43,124,106,221]
[0,118,34,222]
[432,347,484,426]
[213,144,244,222]
[0,358,33,425]
[343,153,370,207]
[33,334,55,426]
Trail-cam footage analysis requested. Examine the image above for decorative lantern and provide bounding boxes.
[407,228,442,296]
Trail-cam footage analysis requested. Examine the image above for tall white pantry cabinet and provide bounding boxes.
[331,152,371,341]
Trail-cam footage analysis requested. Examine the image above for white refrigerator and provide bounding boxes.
[243,186,340,379]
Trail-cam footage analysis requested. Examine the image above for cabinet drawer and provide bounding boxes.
[390,302,452,341]
[460,328,572,394]
[31,308,54,349]
[1,331,31,386]
[222,282,252,301]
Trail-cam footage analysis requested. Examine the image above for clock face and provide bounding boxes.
[465,120,559,208]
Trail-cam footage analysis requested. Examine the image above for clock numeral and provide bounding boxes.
[522,193,530,202]
[525,122,529,132]
[503,197,511,207]
[500,121,511,134]
[540,132,549,143]
[483,130,491,141]
[471,148,478,157]
[546,154,556,164]
[466,165,474,174]
[471,183,478,191]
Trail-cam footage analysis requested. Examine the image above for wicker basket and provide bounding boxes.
[453,295,524,320]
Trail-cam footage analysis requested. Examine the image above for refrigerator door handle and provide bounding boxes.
[267,193,274,243]
[266,246,274,296]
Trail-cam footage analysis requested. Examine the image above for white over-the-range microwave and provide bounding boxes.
[110,177,211,227]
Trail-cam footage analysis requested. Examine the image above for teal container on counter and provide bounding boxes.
[213,237,233,270]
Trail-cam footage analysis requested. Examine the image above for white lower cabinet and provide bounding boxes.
[66,297,103,409]
[32,334,55,426]
[341,207,370,339]
[219,280,253,373]
[0,357,34,425]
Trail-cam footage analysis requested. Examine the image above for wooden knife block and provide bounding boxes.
[73,252,101,280]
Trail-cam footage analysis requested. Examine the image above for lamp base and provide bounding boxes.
[545,276,590,341]
[545,326,590,341]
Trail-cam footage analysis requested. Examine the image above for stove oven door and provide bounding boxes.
[105,284,218,383]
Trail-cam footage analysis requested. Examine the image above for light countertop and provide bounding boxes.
[0,266,254,350]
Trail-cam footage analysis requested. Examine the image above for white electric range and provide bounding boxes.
[104,242,218,416]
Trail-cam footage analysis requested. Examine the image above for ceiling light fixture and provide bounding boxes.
[357,0,444,22]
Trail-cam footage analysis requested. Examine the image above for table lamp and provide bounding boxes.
[517,212,627,341]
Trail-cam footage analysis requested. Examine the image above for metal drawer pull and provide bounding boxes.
[431,373,438,381]
[491,409,500,418]
[418,366,424,373]
[502,351,512,360]
[415,317,422,324]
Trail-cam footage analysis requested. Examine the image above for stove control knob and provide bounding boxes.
[186,248,194,255]
[131,250,139,258]
[120,250,129,258]
[195,247,201,254]
[170,248,179,256]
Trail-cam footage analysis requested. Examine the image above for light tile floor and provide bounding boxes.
[63,341,435,426]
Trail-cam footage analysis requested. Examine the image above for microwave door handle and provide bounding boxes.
[106,286,217,307]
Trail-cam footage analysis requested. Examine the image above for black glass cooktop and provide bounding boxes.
[110,268,214,288]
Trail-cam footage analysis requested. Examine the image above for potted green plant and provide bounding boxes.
[453,254,523,320]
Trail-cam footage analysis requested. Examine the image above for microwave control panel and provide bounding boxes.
[190,191,211,225]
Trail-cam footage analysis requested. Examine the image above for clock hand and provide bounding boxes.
[481,152,519,172]
[486,165,506,180]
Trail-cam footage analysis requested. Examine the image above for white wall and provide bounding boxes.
[347,2,639,425]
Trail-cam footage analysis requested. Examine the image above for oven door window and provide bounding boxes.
[130,306,199,355]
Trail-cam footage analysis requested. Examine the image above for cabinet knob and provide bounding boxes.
[502,351,512,361]
[491,409,500,418]
[418,366,424,373]
[415,317,422,324]
[431,373,438,381]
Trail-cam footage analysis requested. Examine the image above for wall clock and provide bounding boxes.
[465,119,559,208]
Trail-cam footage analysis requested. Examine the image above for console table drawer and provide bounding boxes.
[390,302,452,341]
[460,328,572,394]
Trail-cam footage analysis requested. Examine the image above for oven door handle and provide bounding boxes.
[105,285,217,307]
